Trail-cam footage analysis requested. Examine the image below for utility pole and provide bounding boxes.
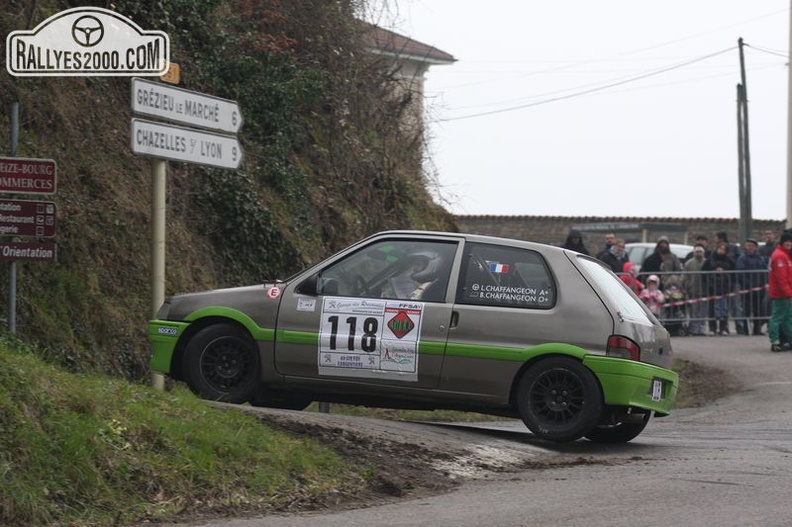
[737,37,753,241]
[738,84,747,243]
[787,4,792,229]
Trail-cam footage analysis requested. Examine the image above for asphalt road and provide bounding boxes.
[186,335,792,527]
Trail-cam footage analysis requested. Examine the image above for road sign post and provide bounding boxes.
[130,78,243,390]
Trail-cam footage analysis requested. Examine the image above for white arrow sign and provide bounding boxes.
[131,78,243,134]
[131,119,243,169]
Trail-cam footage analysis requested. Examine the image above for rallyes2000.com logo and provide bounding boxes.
[6,6,170,76]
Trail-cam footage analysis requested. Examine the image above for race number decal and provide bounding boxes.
[318,297,424,380]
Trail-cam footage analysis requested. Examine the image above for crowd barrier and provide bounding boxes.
[621,268,769,335]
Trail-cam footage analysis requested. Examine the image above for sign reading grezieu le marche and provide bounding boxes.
[131,78,243,134]
[130,119,243,170]
[0,199,56,237]
[0,157,57,195]
[0,240,56,262]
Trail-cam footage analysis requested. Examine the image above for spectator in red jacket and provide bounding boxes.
[767,232,792,351]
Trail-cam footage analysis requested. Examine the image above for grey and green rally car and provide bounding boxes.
[149,230,678,443]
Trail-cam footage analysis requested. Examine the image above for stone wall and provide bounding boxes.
[456,215,786,255]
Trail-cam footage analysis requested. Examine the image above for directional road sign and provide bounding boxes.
[130,119,243,169]
[0,240,56,262]
[0,199,56,237]
[131,78,243,134]
[0,157,57,195]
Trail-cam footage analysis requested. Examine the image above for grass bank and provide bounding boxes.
[0,334,362,526]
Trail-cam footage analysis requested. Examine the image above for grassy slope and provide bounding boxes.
[0,335,366,526]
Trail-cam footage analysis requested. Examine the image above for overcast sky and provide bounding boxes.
[390,1,790,220]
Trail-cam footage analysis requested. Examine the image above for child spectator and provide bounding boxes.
[640,275,665,317]
[620,262,644,295]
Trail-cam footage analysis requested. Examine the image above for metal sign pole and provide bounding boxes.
[151,158,166,390]
[8,102,18,334]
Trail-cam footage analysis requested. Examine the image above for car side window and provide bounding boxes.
[318,240,457,302]
[457,242,555,309]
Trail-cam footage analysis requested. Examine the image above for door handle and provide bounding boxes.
[450,310,459,328]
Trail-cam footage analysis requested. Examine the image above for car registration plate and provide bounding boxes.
[651,379,663,401]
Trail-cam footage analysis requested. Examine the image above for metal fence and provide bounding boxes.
[621,269,769,336]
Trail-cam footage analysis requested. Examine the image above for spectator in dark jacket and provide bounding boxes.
[561,229,589,255]
[703,242,736,335]
[736,238,768,335]
[599,238,629,273]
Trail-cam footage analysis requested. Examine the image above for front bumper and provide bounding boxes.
[583,355,678,415]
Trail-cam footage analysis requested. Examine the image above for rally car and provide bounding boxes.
[149,230,677,443]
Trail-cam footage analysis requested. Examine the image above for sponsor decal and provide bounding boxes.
[266,286,281,299]
[157,326,178,336]
[318,297,423,380]
[297,298,316,312]
[387,309,415,339]
[7,6,170,76]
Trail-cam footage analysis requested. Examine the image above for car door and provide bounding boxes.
[439,241,612,401]
[274,235,460,390]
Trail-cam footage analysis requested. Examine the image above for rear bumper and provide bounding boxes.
[583,356,678,415]
[148,320,190,374]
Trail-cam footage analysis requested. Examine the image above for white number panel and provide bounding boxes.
[318,297,424,381]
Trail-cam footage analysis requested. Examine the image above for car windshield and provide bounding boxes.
[577,257,653,325]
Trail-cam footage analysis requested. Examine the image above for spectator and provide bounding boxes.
[640,237,672,279]
[561,229,589,255]
[685,235,712,260]
[736,238,768,335]
[715,231,745,332]
[596,232,617,259]
[659,246,683,287]
[759,230,776,259]
[703,242,736,335]
[599,238,628,273]
[640,275,665,317]
[767,232,792,352]
[683,244,708,336]
[620,261,644,295]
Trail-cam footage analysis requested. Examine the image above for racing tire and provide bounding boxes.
[182,323,260,404]
[516,357,603,442]
[584,413,651,443]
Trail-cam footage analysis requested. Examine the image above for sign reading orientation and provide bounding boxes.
[131,78,243,134]
[0,157,57,195]
[130,118,243,169]
[0,241,56,262]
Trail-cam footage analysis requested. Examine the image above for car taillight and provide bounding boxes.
[607,335,641,361]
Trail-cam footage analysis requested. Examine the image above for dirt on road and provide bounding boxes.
[201,354,742,521]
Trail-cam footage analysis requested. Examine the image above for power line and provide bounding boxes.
[438,46,738,122]
[746,43,789,59]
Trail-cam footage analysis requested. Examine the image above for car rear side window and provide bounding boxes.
[578,257,653,324]
[457,243,555,309]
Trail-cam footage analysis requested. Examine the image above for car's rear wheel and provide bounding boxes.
[516,357,603,442]
[584,412,651,443]
[182,323,259,403]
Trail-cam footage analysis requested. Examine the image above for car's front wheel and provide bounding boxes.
[182,323,260,403]
[516,357,603,442]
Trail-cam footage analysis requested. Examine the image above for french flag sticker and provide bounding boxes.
[489,262,509,273]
